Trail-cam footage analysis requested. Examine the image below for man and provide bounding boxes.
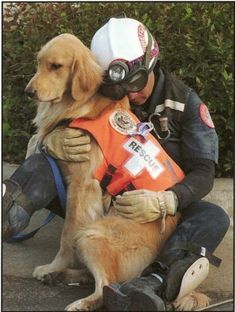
[3,17,229,310]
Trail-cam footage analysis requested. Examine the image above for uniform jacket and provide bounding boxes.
[132,67,218,167]
[131,67,218,209]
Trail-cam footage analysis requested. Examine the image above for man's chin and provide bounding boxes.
[128,95,147,106]
[130,100,145,106]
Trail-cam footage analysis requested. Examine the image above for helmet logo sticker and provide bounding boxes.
[109,110,137,135]
[199,103,215,128]
[138,24,147,52]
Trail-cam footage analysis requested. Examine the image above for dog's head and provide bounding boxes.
[25,33,103,104]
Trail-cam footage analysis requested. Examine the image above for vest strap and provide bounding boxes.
[100,164,117,192]
[116,182,136,196]
[126,183,136,191]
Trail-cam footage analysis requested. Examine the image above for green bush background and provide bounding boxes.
[3,2,234,177]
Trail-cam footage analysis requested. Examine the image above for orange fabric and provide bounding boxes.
[69,107,185,195]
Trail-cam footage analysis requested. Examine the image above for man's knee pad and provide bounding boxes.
[3,153,62,240]
[11,153,58,209]
[3,179,33,240]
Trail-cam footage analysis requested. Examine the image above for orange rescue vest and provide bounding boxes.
[69,107,185,195]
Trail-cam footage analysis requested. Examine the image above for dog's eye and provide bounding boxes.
[51,63,63,70]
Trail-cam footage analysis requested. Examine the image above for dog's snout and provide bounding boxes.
[25,85,37,99]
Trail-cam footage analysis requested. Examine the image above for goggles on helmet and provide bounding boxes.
[99,29,157,101]
[99,66,149,100]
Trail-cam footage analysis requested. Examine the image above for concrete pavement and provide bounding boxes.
[2,162,234,311]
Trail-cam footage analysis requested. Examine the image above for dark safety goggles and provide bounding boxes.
[99,29,157,101]
[99,66,149,100]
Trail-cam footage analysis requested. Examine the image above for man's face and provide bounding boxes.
[128,72,155,105]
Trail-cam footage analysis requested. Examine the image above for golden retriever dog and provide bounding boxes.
[25,33,209,311]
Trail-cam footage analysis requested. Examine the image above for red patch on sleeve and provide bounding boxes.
[199,103,215,128]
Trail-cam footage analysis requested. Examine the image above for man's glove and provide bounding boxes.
[113,189,178,223]
[43,127,91,162]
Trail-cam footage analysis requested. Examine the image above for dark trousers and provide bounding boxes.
[10,153,230,258]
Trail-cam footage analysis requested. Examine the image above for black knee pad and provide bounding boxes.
[209,204,230,234]
[10,153,58,209]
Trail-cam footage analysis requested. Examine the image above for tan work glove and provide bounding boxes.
[113,189,178,224]
[43,127,91,162]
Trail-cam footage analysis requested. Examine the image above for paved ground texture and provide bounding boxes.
[2,162,234,311]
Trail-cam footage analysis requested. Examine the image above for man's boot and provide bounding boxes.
[103,275,166,311]
[141,251,209,303]
[103,250,209,311]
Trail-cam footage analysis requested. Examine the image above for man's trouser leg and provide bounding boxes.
[3,153,65,241]
[103,201,230,310]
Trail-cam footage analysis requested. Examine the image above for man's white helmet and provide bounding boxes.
[91,17,159,72]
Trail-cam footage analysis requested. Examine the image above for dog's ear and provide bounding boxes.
[71,49,103,103]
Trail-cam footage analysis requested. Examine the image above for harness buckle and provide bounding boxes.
[148,113,171,142]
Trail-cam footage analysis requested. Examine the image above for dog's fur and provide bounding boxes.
[25,33,209,311]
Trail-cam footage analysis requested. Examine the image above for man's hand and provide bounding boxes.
[113,189,178,223]
[43,127,91,162]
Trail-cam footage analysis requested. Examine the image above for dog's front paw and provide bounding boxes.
[65,298,98,311]
[65,299,87,311]
[173,291,210,311]
[33,264,64,285]
[33,264,53,280]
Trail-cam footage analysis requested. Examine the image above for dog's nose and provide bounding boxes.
[25,86,37,99]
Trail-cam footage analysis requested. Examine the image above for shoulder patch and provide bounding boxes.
[109,110,137,135]
[199,103,215,128]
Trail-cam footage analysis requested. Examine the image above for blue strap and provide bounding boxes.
[6,150,67,243]
[42,151,67,209]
